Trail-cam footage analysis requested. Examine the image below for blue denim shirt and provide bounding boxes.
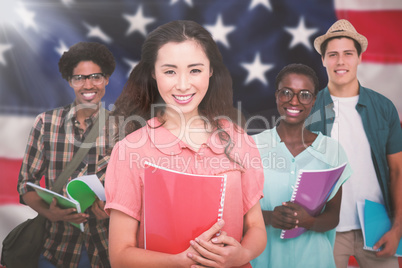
[306,85,402,216]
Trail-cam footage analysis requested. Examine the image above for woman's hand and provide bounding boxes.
[270,202,297,230]
[270,202,311,230]
[188,228,245,268]
[188,202,266,268]
[280,202,314,229]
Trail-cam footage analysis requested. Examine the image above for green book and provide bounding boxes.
[27,175,105,232]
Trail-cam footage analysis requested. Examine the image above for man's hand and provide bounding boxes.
[91,198,109,220]
[373,228,400,257]
[46,197,89,224]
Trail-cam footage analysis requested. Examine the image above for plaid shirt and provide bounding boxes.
[18,103,111,268]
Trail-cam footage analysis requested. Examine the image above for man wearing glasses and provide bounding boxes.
[307,20,402,267]
[17,42,115,267]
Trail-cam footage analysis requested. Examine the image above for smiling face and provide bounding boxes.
[153,40,212,119]
[69,61,108,106]
[276,73,316,126]
[322,37,361,95]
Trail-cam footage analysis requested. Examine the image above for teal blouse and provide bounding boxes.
[250,128,352,268]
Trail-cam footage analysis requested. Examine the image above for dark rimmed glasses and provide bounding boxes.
[70,73,105,88]
[276,88,315,105]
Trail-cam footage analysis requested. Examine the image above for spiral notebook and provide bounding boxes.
[143,162,227,254]
[357,199,402,257]
[280,162,347,239]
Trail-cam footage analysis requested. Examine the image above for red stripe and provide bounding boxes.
[0,158,22,204]
[0,158,46,205]
[336,10,402,63]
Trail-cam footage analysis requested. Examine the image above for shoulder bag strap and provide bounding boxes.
[52,109,108,194]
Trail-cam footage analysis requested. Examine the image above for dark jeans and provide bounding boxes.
[38,245,91,268]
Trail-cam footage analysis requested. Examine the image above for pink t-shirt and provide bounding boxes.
[105,117,264,265]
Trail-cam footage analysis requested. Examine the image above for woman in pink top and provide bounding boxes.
[105,20,266,268]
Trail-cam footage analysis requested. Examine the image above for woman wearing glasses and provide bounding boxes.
[250,64,351,268]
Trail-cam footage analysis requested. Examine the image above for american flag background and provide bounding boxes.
[0,0,401,265]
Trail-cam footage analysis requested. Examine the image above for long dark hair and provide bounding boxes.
[111,20,243,161]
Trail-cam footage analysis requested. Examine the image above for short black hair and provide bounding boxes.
[320,36,362,57]
[58,42,116,81]
[275,63,319,95]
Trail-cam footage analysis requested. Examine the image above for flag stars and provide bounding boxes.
[204,15,235,49]
[123,5,156,37]
[241,52,274,86]
[249,0,272,11]
[83,22,112,44]
[0,1,18,26]
[285,17,318,51]
[170,0,193,7]
[16,4,38,31]
[55,40,69,57]
[0,43,13,66]
[123,58,139,78]
[61,0,75,7]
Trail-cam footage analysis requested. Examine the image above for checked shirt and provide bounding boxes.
[18,102,111,268]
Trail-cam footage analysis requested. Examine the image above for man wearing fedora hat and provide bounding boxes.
[307,19,402,267]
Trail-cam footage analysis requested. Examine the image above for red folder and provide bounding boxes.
[280,162,347,239]
[144,162,227,254]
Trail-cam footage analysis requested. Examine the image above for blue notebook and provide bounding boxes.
[357,199,402,257]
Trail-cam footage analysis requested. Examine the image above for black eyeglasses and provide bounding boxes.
[70,73,105,87]
[276,88,315,105]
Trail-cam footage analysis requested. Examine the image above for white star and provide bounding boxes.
[55,40,69,57]
[61,0,74,7]
[169,0,193,7]
[240,53,274,86]
[123,5,155,37]
[83,22,112,44]
[204,15,235,49]
[249,0,272,11]
[0,43,13,66]
[0,1,18,26]
[123,58,139,78]
[15,3,38,31]
[284,17,318,51]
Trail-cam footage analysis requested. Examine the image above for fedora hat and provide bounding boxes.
[314,19,368,55]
